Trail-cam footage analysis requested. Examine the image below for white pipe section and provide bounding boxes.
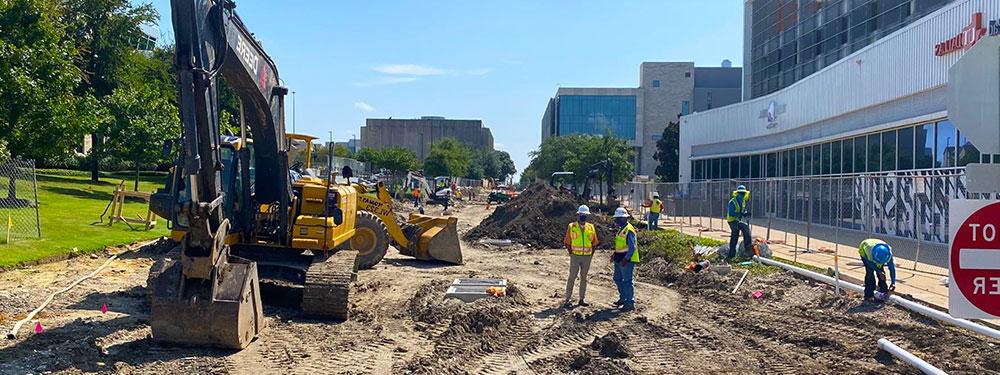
[732,270,749,294]
[753,256,1000,341]
[877,338,948,375]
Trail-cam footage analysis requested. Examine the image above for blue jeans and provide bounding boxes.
[861,258,888,299]
[613,261,635,306]
[648,212,660,230]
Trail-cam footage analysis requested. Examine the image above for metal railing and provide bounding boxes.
[0,158,40,242]
[624,170,998,270]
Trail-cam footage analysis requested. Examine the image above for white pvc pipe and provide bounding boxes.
[753,256,1000,341]
[878,338,948,375]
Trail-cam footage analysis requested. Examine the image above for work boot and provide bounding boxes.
[620,304,635,312]
[578,300,590,307]
[613,300,624,307]
[562,301,573,309]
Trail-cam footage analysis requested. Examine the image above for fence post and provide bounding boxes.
[31,160,40,237]
[806,179,813,252]
[835,177,842,256]
[913,177,922,271]
[766,179,773,243]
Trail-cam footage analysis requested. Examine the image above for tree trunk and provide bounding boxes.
[134,155,140,191]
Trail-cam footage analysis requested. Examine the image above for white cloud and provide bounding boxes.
[354,101,376,112]
[354,76,420,87]
[373,64,447,76]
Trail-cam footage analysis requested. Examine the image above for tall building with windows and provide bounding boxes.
[745,0,954,99]
[681,0,996,247]
[360,117,493,161]
[542,62,742,176]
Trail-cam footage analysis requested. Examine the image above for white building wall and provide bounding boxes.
[680,0,1000,182]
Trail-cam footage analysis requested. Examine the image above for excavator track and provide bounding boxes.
[302,250,357,320]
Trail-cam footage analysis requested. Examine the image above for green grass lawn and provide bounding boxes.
[0,172,169,268]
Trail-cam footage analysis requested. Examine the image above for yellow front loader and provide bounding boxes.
[352,183,463,266]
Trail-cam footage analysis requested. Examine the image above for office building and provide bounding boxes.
[360,117,494,160]
[680,0,998,245]
[542,62,742,176]
[745,0,954,99]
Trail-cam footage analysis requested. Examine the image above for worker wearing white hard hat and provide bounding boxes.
[563,205,598,308]
[611,207,638,310]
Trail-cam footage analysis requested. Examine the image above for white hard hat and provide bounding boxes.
[614,207,629,218]
[577,205,591,215]
[652,192,660,197]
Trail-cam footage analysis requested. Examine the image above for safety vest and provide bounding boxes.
[413,188,421,198]
[859,238,890,268]
[614,223,639,263]
[726,191,750,223]
[650,198,662,213]
[568,222,596,256]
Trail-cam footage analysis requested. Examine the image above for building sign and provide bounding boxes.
[991,16,1000,37]
[935,13,986,56]
[949,200,1000,319]
[758,100,785,129]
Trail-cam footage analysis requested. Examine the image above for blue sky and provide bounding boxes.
[138,0,744,176]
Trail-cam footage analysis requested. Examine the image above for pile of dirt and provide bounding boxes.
[464,183,616,249]
[591,331,631,358]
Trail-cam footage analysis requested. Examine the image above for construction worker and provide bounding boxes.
[644,192,664,230]
[611,207,638,311]
[725,185,752,262]
[858,239,897,303]
[412,186,421,208]
[563,205,598,308]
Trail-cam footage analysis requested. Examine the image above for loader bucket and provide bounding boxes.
[148,250,264,349]
[403,213,463,264]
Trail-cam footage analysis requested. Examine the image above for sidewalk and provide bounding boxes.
[655,215,951,310]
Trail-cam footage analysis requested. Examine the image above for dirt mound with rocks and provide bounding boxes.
[464,183,616,249]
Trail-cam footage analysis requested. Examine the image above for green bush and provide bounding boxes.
[637,230,724,264]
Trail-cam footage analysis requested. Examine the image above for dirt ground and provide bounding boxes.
[1,203,998,374]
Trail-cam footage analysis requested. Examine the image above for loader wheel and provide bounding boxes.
[352,211,389,270]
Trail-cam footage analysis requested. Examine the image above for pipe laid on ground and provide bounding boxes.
[732,269,749,294]
[877,338,948,375]
[753,256,1000,341]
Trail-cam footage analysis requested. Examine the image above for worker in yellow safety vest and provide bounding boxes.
[725,185,752,262]
[644,192,664,230]
[563,205,599,308]
[859,239,897,303]
[611,207,639,311]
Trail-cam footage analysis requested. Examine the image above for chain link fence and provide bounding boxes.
[0,158,41,242]
[624,170,1000,270]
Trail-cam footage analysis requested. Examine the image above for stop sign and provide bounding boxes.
[950,200,1000,318]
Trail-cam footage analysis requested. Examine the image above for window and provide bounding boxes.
[710,158,719,179]
[936,120,956,168]
[812,145,821,175]
[958,130,981,167]
[721,157,730,179]
[843,139,854,173]
[741,156,752,179]
[897,126,914,170]
[916,123,934,169]
[799,147,808,176]
[881,130,896,171]
[681,101,690,115]
[730,157,740,179]
[867,134,881,172]
[766,153,777,178]
[685,72,692,78]
[751,155,762,179]
[557,95,637,140]
[782,151,791,177]
[652,80,661,88]
[822,142,832,175]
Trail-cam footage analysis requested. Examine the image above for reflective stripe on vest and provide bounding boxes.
[569,222,595,255]
[726,196,746,223]
[614,223,639,263]
[650,198,662,213]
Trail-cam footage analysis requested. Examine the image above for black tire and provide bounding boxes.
[351,211,389,270]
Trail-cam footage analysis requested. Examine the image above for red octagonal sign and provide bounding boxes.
[950,200,1000,318]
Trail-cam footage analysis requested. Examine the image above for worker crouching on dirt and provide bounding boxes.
[611,207,638,311]
[725,185,752,262]
[858,239,897,303]
[563,205,598,308]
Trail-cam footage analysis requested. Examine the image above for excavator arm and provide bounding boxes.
[149,0,286,349]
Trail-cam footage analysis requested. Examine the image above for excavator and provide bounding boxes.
[148,0,460,349]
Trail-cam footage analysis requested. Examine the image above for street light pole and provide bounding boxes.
[292,91,297,134]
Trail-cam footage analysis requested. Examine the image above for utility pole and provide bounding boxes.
[292,91,297,134]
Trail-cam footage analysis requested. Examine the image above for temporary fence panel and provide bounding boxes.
[0,158,41,242]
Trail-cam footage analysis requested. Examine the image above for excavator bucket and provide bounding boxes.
[148,248,264,349]
[401,213,463,264]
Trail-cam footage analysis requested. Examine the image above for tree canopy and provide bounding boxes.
[653,119,680,182]
[524,133,634,184]
[423,138,472,178]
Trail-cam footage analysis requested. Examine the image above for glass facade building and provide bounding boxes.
[690,118,981,181]
[747,0,953,98]
[555,95,637,140]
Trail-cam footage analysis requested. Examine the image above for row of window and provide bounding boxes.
[691,119,982,181]
[556,95,637,140]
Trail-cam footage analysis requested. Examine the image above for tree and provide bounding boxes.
[653,118,681,182]
[102,83,178,189]
[424,138,472,177]
[468,148,517,181]
[376,147,419,175]
[355,147,378,164]
[0,0,103,162]
[333,144,353,158]
[62,0,157,180]
[526,132,634,184]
